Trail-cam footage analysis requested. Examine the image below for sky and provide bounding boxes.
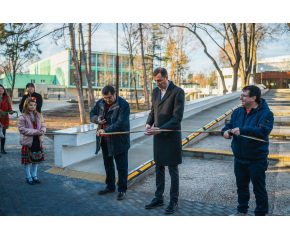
[37,23,290,75]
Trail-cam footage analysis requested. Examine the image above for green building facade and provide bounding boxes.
[28,49,146,100]
[0,49,148,100]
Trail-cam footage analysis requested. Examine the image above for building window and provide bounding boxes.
[97,54,104,67]
[70,69,76,85]
[106,55,114,68]
[91,70,96,86]
[97,71,104,86]
[91,54,96,66]
[50,80,55,84]
[123,57,129,68]
[41,80,45,84]
[80,70,87,86]
[47,88,65,98]
[283,79,290,89]
[138,74,143,88]
[105,71,113,85]
[130,72,137,87]
[31,79,35,83]
[122,72,129,88]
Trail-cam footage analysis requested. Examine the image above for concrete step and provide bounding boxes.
[226,118,290,126]
[208,129,290,140]
[183,148,290,168]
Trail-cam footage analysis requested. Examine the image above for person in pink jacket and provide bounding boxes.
[18,98,46,185]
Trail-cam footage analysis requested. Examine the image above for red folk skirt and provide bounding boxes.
[21,121,45,165]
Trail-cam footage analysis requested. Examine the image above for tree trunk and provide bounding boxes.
[239,61,246,88]
[139,23,150,110]
[69,23,86,124]
[78,25,83,96]
[252,44,257,85]
[130,56,139,110]
[231,23,241,92]
[80,23,95,112]
[150,37,155,104]
[11,69,16,99]
[232,65,239,92]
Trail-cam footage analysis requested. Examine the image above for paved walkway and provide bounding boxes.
[0,131,251,216]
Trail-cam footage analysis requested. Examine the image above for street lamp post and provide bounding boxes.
[115,23,119,95]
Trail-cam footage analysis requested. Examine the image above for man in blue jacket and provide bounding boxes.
[90,85,130,200]
[222,85,274,216]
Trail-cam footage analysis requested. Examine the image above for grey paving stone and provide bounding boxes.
[0,131,265,216]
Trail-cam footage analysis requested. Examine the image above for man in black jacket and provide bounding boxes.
[19,83,43,113]
[144,67,185,214]
[90,85,130,201]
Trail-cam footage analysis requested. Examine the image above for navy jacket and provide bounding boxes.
[222,98,274,162]
[90,96,130,156]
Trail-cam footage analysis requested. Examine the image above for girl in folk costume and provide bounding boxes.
[0,84,14,155]
[18,98,46,185]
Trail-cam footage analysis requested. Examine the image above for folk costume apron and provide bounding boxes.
[21,114,45,164]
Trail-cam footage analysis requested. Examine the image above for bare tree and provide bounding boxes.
[0,23,43,96]
[69,23,86,124]
[239,23,255,87]
[167,23,228,94]
[163,26,194,87]
[121,23,139,110]
[79,23,95,112]
[144,24,165,102]
[139,23,150,110]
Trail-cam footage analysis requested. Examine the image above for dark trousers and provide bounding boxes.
[155,165,179,203]
[1,128,6,150]
[234,159,268,216]
[101,141,128,192]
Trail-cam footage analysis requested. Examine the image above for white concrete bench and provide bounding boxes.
[54,91,242,168]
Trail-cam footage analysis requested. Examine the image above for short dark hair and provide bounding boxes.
[242,85,261,103]
[26,83,35,89]
[153,67,168,78]
[102,85,115,95]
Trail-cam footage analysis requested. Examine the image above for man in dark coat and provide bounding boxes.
[144,67,185,214]
[19,83,43,113]
[90,85,130,201]
[222,85,274,216]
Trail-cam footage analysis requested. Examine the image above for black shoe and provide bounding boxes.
[116,192,126,200]
[98,188,115,195]
[1,150,7,154]
[165,201,178,214]
[32,176,41,184]
[26,177,35,185]
[144,198,164,209]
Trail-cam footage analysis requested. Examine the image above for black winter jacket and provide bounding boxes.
[90,96,130,156]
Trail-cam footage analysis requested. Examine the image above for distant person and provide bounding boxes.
[19,83,43,113]
[222,85,274,216]
[90,85,130,200]
[18,98,46,185]
[0,84,14,155]
[144,67,185,214]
